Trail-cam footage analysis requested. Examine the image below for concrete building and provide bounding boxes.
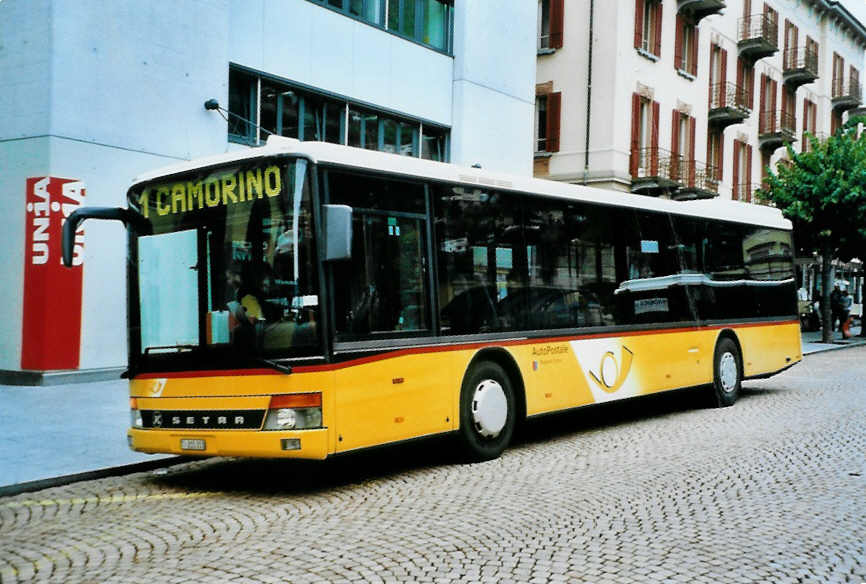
[0,0,536,382]
[535,0,866,202]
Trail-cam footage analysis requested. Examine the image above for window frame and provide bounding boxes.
[308,0,454,55]
[227,65,450,161]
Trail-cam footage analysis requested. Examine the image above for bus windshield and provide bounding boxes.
[128,157,320,367]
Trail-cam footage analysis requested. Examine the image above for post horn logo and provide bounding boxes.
[588,346,634,393]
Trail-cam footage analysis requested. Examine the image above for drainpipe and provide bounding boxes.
[584,0,595,185]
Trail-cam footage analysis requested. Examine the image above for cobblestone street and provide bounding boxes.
[1,348,865,584]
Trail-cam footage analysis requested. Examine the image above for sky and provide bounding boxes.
[840,0,866,26]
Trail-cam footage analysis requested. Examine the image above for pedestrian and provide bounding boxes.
[840,289,853,339]
[830,284,842,331]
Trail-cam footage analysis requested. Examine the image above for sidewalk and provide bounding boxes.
[801,323,865,354]
[0,379,176,496]
[2,327,865,496]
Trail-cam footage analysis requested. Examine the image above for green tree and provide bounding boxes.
[757,116,866,343]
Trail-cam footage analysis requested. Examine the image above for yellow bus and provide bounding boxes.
[64,136,801,461]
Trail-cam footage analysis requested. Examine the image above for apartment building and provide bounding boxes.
[0,0,536,381]
[535,0,866,202]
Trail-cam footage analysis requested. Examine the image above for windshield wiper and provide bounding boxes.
[255,358,293,375]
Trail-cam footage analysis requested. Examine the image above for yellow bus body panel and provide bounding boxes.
[126,322,801,459]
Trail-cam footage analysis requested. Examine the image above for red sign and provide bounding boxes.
[21,177,85,370]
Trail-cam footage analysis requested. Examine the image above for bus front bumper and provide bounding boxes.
[127,427,329,460]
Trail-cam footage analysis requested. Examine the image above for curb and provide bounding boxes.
[0,456,191,498]
[803,339,866,356]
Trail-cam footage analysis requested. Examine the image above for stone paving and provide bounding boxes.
[1,348,865,583]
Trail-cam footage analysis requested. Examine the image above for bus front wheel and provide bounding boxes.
[458,361,516,461]
[711,337,741,408]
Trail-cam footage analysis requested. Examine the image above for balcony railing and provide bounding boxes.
[674,160,720,199]
[732,182,754,202]
[738,13,778,60]
[782,46,819,88]
[632,147,678,184]
[759,110,796,135]
[759,110,796,151]
[832,80,862,110]
[708,82,751,127]
[709,82,751,111]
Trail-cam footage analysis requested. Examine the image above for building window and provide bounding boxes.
[535,91,561,153]
[421,125,448,161]
[737,56,755,110]
[832,53,845,98]
[733,140,753,201]
[227,66,449,160]
[634,0,662,58]
[538,0,564,51]
[630,93,659,176]
[707,129,723,181]
[675,15,698,77]
[311,0,452,53]
[802,99,817,151]
[228,69,257,142]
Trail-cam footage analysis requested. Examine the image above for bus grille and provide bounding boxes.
[140,410,265,430]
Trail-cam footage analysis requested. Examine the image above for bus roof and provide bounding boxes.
[131,135,792,230]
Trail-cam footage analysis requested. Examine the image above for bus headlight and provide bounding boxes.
[263,393,322,430]
[130,398,143,428]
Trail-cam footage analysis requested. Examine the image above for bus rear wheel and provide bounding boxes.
[711,337,741,408]
[458,361,516,462]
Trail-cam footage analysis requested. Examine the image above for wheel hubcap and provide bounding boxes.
[471,379,508,438]
[719,352,738,392]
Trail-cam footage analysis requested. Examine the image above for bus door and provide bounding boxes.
[327,173,450,451]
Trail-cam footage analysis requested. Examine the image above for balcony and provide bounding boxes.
[758,110,796,151]
[708,82,751,129]
[672,160,720,200]
[832,80,862,111]
[738,13,778,61]
[631,148,682,194]
[677,0,725,23]
[782,46,819,89]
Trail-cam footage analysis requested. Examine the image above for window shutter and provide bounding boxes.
[546,92,562,152]
[691,25,699,76]
[748,65,755,109]
[630,93,641,176]
[653,2,662,56]
[671,109,680,156]
[675,15,683,70]
[634,0,645,49]
[736,58,744,107]
[810,98,817,132]
[771,79,778,131]
[651,100,660,175]
[550,0,564,49]
[719,48,728,107]
[671,109,680,180]
[688,116,696,184]
[713,133,724,181]
[783,19,790,58]
[802,99,808,144]
[759,74,767,131]
[746,144,753,201]
[732,140,741,199]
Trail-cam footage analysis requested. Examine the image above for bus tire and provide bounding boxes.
[711,337,741,408]
[458,361,516,462]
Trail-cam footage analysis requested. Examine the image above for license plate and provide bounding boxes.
[180,438,206,451]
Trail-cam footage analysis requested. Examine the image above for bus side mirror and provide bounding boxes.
[62,207,152,267]
[324,204,353,261]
